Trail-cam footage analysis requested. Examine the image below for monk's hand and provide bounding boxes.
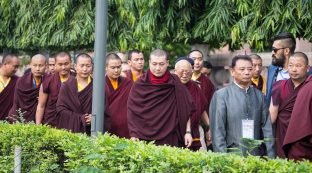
[85,114,92,125]
[205,130,212,145]
[130,137,139,141]
[184,133,193,148]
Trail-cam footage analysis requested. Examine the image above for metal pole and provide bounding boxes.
[14,146,21,173]
[91,0,107,136]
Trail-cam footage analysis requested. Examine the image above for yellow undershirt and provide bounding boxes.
[251,76,267,94]
[191,72,201,81]
[109,78,118,90]
[34,77,41,88]
[60,75,68,83]
[132,71,142,82]
[0,76,11,93]
[77,76,91,92]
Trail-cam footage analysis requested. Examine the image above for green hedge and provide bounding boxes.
[0,123,311,173]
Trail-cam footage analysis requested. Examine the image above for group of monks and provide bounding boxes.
[0,37,311,162]
[0,49,215,151]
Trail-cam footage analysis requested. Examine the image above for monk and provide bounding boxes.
[36,52,73,126]
[47,54,56,74]
[189,50,215,111]
[8,54,46,123]
[128,49,194,148]
[126,50,145,81]
[270,52,309,158]
[0,53,20,120]
[174,59,210,151]
[56,53,93,134]
[104,53,133,138]
[250,54,266,94]
[283,62,312,162]
[115,51,130,78]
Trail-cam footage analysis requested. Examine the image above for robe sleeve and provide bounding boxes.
[209,91,227,153]
[56,85,87,133]
[260,95,276,158]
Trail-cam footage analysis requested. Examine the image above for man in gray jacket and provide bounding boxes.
[209,55,275,158]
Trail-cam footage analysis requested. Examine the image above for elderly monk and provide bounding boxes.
[104,53,133,138]
[283,75,312,161]
[0,53,20,120]
[189,50,215,111]
[174,58,210,151]
[128,49,194,148]
[270,52,309,158]
[8,54,46,122]
[36,52,73,126]
[56,53,93,134]
[126,49,145,82]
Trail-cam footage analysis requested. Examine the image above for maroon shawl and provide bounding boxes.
[271,79,303,158]
[185,80,208,151]
[8,72,42,123]
[127,71,195,147]
[56,77,92,134]
[105,76,133,138]
[283,76,312,161]
[42,72,74,127]
[0,75,18,120]
[196,74,215,112]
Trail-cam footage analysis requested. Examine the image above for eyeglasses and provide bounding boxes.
[176,69,192,75]
[272,47,288,53]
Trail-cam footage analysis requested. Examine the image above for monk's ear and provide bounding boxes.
[127,60,131,66]
[74,64,78,71]
[307,66,310,73]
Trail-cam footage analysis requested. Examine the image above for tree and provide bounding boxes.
[1,0,311,53]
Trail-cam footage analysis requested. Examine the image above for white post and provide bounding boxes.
[14,146,21,173]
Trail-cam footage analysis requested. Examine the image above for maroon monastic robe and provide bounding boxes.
[41,72,74,127]
[105,76,133,138]
[283,76,312,161]
[0,75,18,121]
[185,80,208,151]
[56,77,92,134]
[127,70,195,147]
[8,72,42,123]
[195,74,215,112]
[271,79,304,158]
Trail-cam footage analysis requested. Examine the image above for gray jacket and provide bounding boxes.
[209,82,275,158]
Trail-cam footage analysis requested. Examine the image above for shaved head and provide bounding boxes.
[175,60,192,70]
[290,52,309,65]
[106,53,121,66]
[2,53,18,64]
[30,54,46,77]
[174,60,193,84]
[0,53,20,76]
[31,54,46,63]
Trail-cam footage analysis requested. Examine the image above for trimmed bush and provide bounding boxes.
[0,122,311,172]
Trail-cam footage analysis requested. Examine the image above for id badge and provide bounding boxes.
[242,119,254,139]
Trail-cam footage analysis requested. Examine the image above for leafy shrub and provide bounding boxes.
[0,122,311,173]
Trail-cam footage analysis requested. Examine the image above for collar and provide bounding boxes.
[148,69,170,84]
[233,80,250,93]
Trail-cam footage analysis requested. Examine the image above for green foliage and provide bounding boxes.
[1,0,312,53]
[0,123,311,172]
